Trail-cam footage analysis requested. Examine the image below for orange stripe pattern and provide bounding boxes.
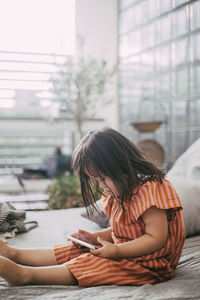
[54,179,186,286]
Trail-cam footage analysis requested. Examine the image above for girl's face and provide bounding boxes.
[93,175,119,198]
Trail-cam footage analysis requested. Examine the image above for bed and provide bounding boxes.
[0,139,200,299]
[0,207,200,300]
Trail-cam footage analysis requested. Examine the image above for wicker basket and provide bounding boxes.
[131,121,163,133]
[137,139,165,168]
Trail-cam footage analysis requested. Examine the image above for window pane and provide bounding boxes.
[190,1,200,31]
[172,38,189,67]
[172,68,189,97]
[155,45,170,71]
[172,6,189,38]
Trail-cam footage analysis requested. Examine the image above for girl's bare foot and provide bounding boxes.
[0,255,77,287]
[0,240,15,260]
[0,255,28,287]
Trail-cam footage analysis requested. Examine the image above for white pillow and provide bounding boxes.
[167,138,200,180]
[167,176,200,237]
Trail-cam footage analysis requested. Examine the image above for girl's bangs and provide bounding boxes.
[82,158,103,179]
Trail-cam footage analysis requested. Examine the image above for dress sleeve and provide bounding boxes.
[130,179,183,221]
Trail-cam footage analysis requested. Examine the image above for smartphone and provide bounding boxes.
[66,235,99,250]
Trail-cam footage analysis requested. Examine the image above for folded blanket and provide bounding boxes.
[0,202,38,235]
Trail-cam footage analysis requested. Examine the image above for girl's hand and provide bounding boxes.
[91,237,118,259]
[69,229,98,248]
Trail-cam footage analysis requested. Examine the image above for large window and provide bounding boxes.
[118,0,200,168]
[0,0,75,117]
[0,0,75,175]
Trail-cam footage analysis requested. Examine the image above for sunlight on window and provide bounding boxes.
[0,0,75,113]
[0,0,75,55]
[0,98,15,108]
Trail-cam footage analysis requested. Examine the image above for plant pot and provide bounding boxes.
[137,139,165,168]
[131,120,163,132]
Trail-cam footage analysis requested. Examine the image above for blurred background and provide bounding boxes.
[0,0,199,209]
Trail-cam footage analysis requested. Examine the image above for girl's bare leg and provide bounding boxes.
[0,240,58,266]
[0,256,77,287]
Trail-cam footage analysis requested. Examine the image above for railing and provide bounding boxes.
[0,131,74,176]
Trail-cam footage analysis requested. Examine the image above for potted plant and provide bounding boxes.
[46,174,101,210]
[46,175,82,209]
[49,57,116,140]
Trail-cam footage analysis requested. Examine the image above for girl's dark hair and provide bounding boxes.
[72,127,165,213]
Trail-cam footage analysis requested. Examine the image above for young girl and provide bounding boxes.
[0,127,185,287]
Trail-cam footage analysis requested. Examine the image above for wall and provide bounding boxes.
[75,0,119,133]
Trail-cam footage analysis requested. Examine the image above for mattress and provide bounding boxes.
[0,207,200,300]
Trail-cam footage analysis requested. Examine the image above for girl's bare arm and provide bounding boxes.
[91,206,168,259]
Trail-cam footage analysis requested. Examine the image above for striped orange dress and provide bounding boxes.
[54,179,186,286]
